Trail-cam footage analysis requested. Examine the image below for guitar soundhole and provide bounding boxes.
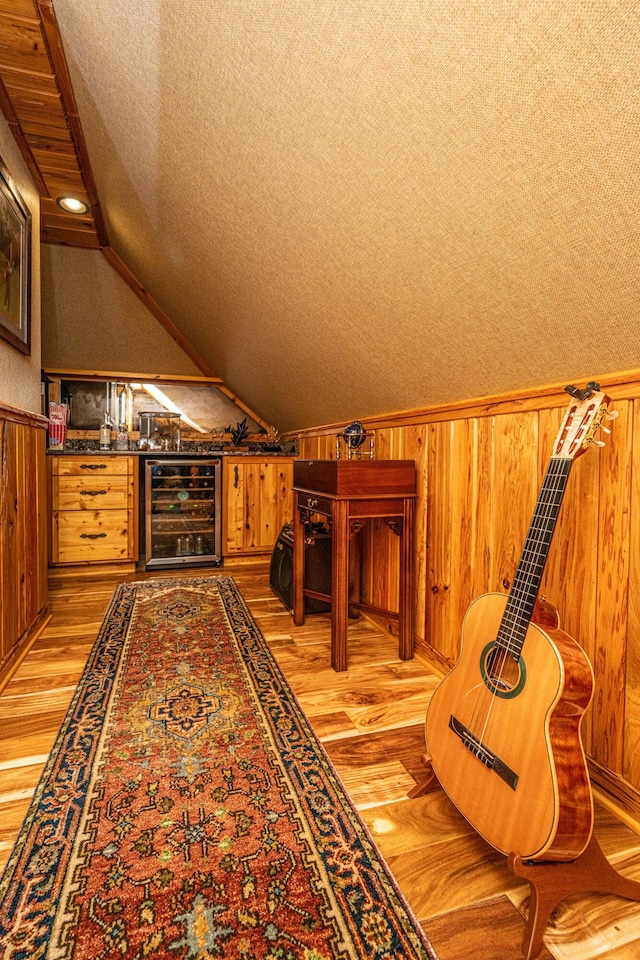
[481,643,526,699]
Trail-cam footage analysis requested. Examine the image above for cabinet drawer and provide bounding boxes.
[53,457,130,477]
[54,475,130,510]
[297,492,333,516]
[54,510,131,563]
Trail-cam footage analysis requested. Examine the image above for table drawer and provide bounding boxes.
[297,492,333,516]
[54,509,131,563]
[53,456,131,477]
[54,475,130,510]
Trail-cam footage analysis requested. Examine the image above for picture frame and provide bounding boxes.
[0,157,31,355]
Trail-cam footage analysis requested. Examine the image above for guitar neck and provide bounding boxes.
[498,456,573,658]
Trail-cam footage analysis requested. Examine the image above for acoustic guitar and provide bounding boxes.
[424,382,617,862]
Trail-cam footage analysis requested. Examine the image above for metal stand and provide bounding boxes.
[335,432,374,459]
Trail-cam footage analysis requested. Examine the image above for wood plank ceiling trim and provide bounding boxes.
[0,0,279,432]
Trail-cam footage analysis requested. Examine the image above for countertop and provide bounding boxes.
[47,447,294,457]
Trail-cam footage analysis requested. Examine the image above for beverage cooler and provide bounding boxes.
[145,459,222,568]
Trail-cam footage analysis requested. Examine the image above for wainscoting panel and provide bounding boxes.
[292,374,640,820]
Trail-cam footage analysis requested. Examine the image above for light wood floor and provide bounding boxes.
[2,562,640,959]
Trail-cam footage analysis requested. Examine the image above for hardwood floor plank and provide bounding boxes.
[592,807,640,859]
[0,798,35,868]
[425,896,555,960]
[388,831,527,919]
[336,759,417,809]
[0,713,69,761]
[322,724,428,774]
[309,710,359,740]
[362,792,475,856]
[529,892,640,960]
[6,645,95,680]
[0,687,77,719]
[2,673,88,696]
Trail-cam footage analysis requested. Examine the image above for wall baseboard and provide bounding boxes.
[0,608,51,695]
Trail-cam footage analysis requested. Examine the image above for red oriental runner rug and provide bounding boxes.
[0,577,437,960]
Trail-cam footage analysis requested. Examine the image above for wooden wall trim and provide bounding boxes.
[0,610,50,696]
[414,636,453,677]
[285,367,640,439]
[0,399,48,429]
[589,758,640,826]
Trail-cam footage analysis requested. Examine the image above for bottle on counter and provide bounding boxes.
[99,411,112,450]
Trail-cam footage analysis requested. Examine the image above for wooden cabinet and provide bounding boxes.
[1,407,48,685]
[50,456,138,564]
[223,457,293,556]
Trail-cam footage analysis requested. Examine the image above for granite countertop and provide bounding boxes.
[47,446,295,457]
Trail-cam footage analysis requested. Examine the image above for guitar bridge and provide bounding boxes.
[449,715,519,791]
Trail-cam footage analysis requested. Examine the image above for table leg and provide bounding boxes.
[292,502,305,626]
[398,496,415,660]
[348,526,362,620]
[331,500,349,671]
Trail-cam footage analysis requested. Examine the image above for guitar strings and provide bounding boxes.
[467,457,573,753]
[472,457,571,743]
[468,458,568,745]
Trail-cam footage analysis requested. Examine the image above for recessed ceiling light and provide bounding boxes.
[56,196,89,215]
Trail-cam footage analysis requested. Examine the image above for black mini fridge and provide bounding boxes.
[144,459,222,568]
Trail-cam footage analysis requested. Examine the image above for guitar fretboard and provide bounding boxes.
[497,456,573,658]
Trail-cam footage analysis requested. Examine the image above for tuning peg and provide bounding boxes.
[594,439,606,447]
[605,410,619,421]
[602,426,612,434]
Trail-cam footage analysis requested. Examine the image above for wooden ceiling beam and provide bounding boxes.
[41,196,92,223]
[100,247,219,381]
[41,228,100,248]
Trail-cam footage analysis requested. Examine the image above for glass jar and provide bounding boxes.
[116,423,129,450]
[138,412,181,451]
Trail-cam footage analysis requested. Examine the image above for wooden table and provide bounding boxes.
[292,459,416,671]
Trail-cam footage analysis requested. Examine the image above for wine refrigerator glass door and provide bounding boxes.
[145,459,222,568]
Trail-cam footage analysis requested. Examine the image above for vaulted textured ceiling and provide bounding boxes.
[5,1,640,432]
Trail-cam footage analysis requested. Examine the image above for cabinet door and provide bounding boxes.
[223,459,293,555]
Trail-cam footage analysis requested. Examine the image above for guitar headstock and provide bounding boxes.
[552,382,617,460]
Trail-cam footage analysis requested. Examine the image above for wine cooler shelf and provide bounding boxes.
[145,459,222,568]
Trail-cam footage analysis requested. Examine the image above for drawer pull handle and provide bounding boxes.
[234,465,239,489]
[80,532,107,540]
[307,497,318,507]
[80,463,108,470]
[80,489,107,497]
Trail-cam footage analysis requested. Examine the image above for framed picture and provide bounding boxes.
[0,157,31,355]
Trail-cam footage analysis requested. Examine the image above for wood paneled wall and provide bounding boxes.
[293,373,640,820]
[0,402,49,689]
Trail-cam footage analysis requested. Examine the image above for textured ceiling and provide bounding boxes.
[42,1,640,430]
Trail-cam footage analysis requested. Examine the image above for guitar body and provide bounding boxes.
[425,592,595,861]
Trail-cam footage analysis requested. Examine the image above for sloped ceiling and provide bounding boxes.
[5,1,640,432]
